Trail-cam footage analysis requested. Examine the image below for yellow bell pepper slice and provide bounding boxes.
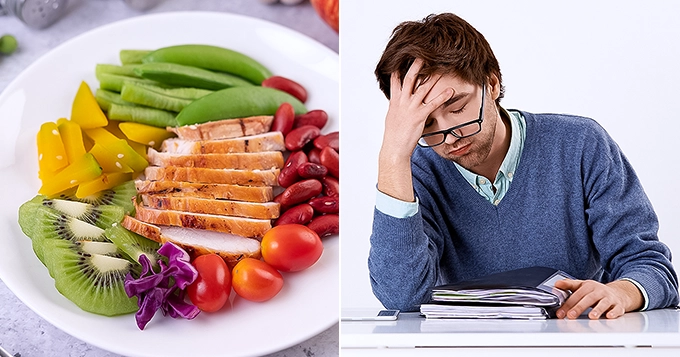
[89,143,134,173]
[57,120,86,164]
[75,172,132,198]
[71,81,108,129]
[37,121,69,173]
[118,122,175,150]
[39,153,102,196]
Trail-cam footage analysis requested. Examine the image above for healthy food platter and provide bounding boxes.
[0,12,338,357]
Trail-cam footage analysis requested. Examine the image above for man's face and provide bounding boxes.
[421,75,497,171]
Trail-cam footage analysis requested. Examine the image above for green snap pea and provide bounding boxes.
[108,104,178,128]
[95,89,136,112]
[175,86,307,126]
[121,82,193,112]
[142,44,272,85]
[133,62,253,90]
[120,50,152,65]
[95,64,141,78]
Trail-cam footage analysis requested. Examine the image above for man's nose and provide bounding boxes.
[444,131,459,145]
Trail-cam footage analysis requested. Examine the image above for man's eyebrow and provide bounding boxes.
[441,92,470,108]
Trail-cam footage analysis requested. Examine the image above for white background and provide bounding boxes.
[340,0,680,309]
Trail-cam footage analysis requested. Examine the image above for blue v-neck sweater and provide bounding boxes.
[368,111,679,312]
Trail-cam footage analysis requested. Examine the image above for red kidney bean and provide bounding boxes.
[309,196,338,214]
[307,147,321,164]
[321,176,339,197]
[278,151,308,188]
[297,162,327,179]
[285,125,321,151]
[307,214,339,238]
[319,146,339,178]
[279,179,323,208]
[313,131,339,151]
[293,109,328,130]
[262,76,308,103]
[274,203,314,226]
[270,102,295,136]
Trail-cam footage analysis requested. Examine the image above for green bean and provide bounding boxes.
[142,44,272,85]
[131,83,213,100]
[96,72,166,92]
[175,86,307,126]
[120,50,152,65]
[95,89,137,112]
[95,64,141,78]
[108,104,178,128]
[121,82,193,112]
[134,62,253,90]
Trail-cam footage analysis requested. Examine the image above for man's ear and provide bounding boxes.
[488,74,501,101]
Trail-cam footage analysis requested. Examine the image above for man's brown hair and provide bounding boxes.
[375,13,504,105]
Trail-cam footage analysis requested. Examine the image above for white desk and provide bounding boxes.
[341,308,680,356]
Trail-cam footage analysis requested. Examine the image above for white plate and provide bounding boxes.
[0,12,338,357]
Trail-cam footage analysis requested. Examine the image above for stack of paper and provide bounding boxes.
[421,266,573,320]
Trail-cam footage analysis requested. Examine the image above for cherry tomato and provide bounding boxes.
[232,258,284,302]
[261,224,323,272]
[187,254,231,312]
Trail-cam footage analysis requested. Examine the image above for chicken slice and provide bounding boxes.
[144,166,280,187]
[167,116,273,141]
[161,132,285,154]
[134,180,274,202]
[121,216,261,268]
[147,148,284,170]
[140,194,280,219]
[134,201,272,238]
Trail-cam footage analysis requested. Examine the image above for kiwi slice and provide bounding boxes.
[42,198,124,229]
[48,244,139,316]
[36,239,123,277]
[27,204,108,264]
[105,224,160,266]
[55,180,137,215]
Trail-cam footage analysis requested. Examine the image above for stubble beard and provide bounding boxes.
[434,119,496,172]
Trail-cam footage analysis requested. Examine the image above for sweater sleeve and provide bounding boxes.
[368,149,453,311]
[368,207,442,311]
[582,121,679,310]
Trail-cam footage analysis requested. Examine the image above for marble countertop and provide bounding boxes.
[0,1,338,356]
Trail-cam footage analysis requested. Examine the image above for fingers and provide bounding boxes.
[555,280,626,320]
[554,278,581,291]
[401,58,424,95]
[423,86,454,110]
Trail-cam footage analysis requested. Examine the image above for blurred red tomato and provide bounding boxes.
[311,0,339,33]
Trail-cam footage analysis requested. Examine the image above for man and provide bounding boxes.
[368,13,679,319]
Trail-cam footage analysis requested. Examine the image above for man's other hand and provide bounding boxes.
[554,279,643,319]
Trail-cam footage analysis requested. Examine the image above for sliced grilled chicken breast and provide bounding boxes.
[121,216,261,268]
[134,180,274,202]
[134,202,272,238]
[161,132,285,154]
[147,149,284,170]
[144,166,280,187]
[140,194,280,219]
[167,116,273,141]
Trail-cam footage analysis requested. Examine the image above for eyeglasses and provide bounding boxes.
[417,85,486,148]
